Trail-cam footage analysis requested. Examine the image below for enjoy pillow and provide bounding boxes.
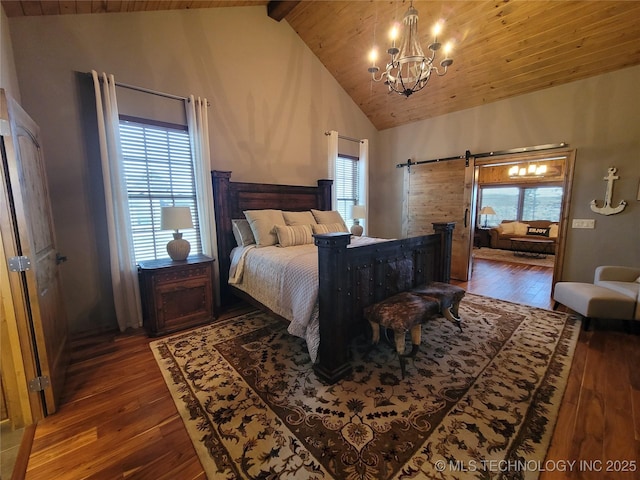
[526,226,550,237]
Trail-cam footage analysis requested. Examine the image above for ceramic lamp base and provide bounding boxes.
[350,221,363,236]
[167,233,191,261]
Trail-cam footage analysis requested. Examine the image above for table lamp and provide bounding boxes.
[349,204,366,236]
[161,206,193,261]
[479,206,496,228]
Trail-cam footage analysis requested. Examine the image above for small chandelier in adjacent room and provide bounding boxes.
[508,163,548,178]
[367,2,454,97]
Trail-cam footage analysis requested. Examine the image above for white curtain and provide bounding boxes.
[91,70,142,331]
[358,139,369,235]
[186,96,219,303]
[326,130,339,209]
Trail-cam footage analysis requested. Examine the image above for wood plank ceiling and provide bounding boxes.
[3,1,640,130]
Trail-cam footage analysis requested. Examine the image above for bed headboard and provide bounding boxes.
[211,170,333,305]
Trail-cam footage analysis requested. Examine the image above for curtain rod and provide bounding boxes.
[324,131,364,144]
[90,72,210,106]
[396,142,568,169]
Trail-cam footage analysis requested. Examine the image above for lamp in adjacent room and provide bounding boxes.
[349,204,366,236]
[479,206,496,228]
[161,206,193,261]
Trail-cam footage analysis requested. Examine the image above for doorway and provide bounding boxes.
[472,149,576,288]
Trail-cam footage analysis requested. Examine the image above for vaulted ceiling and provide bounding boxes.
[4,0,640,130]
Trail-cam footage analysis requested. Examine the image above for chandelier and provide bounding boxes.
[509,164,548,178]
[368,2,454,97]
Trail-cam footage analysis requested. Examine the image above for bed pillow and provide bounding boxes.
[312,222,349,234]
[311,209,348,231]
[231,219,256,246]
[243,209,286,247]
[275,224,314,247]
[283,211,317,226]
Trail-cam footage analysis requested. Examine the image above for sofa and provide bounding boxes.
[489,220,559,253]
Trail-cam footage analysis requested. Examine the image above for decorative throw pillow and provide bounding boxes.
[275,224,314,247]
[282,211,317,226]
[513,222,530,236]
[311,222,349,234]
[526,226,550,237]
[549,223,559,238]
[499,222,516,234]
[243,209,286,247]
[231,219,256,246]
[311,209,348,231]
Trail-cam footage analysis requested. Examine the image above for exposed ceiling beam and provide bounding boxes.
[267,1,300,22]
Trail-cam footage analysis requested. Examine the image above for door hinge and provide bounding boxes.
[8,255,31,272]
[28,375,50,392]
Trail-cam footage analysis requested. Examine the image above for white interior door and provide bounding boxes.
[1,89,69,416]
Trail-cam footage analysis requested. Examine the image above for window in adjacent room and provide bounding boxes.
[335,154,359,224]
[479,185,563,225]
[119,115,202,262]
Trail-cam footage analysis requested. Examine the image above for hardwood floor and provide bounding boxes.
[19,259,640,479]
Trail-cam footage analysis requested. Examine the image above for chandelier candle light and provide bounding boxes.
[368,2,454,97]
[161,206,193,261]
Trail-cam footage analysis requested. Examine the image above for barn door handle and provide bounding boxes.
[464,208,469,228]
[56,253,67,264]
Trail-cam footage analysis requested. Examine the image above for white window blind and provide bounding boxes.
[119,117,202,262]
[335,154,359,223]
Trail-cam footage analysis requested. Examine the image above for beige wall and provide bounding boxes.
[374,66,640,282]
[7,7,377,333]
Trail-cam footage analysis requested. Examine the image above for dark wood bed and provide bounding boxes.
[211,170,454,384]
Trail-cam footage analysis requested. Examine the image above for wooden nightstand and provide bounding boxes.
[138,254,216,337]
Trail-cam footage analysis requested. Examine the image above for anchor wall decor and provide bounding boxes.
[590,167,627,215]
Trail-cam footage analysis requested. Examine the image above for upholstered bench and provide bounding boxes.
[364,292,441,378]
[411,281,466,332]
[553,282,636,330]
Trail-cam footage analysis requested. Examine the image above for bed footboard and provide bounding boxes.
[313,222,454,384]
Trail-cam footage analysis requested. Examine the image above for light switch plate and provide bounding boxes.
[572,219,595,229]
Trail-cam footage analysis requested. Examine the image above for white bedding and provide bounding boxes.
[229,236,389,362]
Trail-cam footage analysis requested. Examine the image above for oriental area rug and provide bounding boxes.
[150,294,580,480]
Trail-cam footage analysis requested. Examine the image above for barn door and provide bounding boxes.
[0,89,69,416]
[404,157,475,281]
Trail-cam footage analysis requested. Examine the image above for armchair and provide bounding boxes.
[594,266,640,320]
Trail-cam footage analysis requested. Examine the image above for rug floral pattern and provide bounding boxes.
[150,294,580,480]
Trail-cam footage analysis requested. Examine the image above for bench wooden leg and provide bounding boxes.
[369,320,380,344]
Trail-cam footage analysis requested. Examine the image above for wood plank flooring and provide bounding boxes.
[19,259,640,479]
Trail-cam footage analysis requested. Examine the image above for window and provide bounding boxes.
[119,116,202,262]
[335,154,359,224]
[480,185,563,226]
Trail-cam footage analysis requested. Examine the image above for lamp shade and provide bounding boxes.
[479,206,496,215]
[161,206,193,231]
[349,204,367,219]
